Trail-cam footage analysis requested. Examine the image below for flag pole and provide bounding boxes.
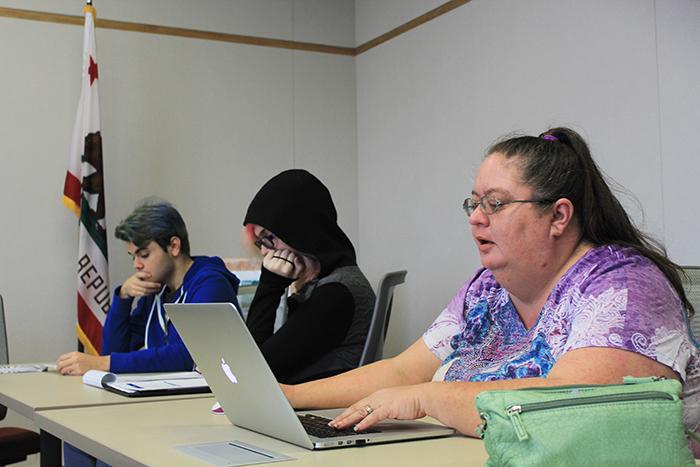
[65,0,110,355]
[79,0,94,354]
[84,1,95,18]
[81,0,95,354]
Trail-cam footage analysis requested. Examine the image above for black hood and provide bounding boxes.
[243,169,356,276]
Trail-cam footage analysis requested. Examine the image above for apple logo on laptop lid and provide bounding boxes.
[220,357,238,384]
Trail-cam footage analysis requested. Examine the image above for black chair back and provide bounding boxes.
[358,270,407,367]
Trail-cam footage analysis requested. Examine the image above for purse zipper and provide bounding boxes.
[506,391,674,441]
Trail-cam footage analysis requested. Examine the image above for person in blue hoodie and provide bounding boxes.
[56,198,240,375]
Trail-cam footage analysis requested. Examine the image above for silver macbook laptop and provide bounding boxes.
[165,302,454,450]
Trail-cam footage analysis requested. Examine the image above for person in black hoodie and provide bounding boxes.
[243,169,375,384]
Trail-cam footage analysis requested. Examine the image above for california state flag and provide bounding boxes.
[62,3,110,356]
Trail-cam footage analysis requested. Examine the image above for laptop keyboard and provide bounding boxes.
[298,414,381,438]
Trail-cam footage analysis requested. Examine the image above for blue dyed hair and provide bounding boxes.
[114,198,190,256]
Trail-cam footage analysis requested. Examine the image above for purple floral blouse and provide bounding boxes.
[423,244,700,451]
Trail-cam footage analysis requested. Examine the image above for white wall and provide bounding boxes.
[0,0,357,365]
[356,0,700,357]
[355,0,444,45]
[656,0,700,263]
[2,0,699,385]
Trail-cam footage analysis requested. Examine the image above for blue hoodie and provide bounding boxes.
[102,256,240,373]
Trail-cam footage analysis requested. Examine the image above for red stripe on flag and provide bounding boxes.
[63,171,81,208]
[77,291,103,355]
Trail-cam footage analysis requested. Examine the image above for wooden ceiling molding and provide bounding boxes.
[0,0,471,56]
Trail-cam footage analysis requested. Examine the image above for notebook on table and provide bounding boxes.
[165,302,454,450]
[82,370,210,397]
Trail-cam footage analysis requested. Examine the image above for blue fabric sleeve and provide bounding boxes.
[101,287,149,355]
[108,272,239,373]
[108,322,192,373]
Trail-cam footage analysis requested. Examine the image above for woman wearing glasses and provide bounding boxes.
[243,169,376,384]
[281,127,699,453]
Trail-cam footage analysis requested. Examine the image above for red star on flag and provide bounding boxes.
[88,55,99,85]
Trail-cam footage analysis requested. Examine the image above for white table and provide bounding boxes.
[0,371,213,466]
[35,397,489,466]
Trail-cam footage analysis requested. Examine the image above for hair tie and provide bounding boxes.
[541,134,559,142]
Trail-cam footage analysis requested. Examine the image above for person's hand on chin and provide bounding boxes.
[119,271,162,299]
[262,249,304,279]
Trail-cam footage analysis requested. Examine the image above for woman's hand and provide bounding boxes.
[262,249,304,279]
[329,383,432,432]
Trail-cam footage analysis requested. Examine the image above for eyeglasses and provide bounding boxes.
[253,233,276,249]
[463,194,554,216]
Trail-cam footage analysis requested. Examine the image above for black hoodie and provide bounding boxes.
[244,169,356,275]
[243,169,375,383]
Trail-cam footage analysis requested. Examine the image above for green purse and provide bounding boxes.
[475,377,696,466]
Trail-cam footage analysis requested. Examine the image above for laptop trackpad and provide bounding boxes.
[177,440,294,466]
